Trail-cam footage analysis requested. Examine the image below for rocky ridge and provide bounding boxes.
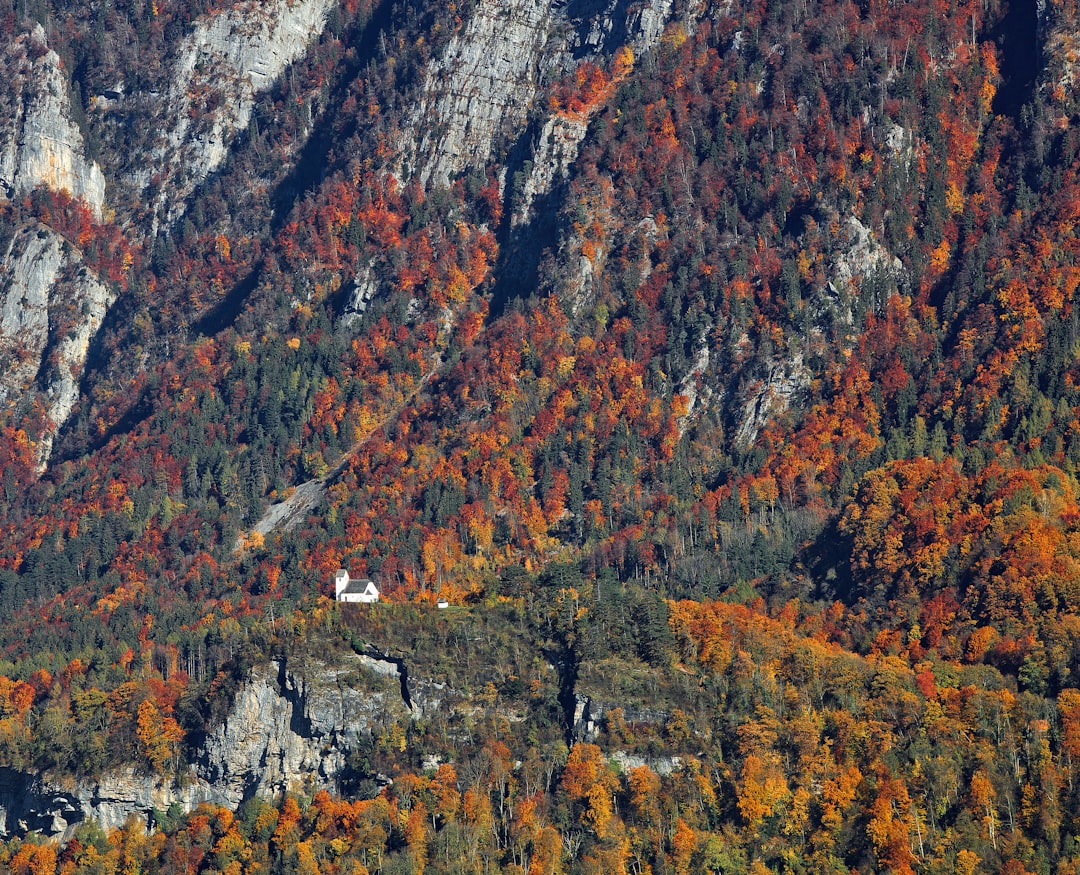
[147,0,337,227]
[0,654,423,838]
[0,222,114,466]
[0,26,106,218]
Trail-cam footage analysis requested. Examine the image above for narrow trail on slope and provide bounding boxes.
[238,352,443,549]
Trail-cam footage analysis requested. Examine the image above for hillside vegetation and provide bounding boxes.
[1,0,1080,870]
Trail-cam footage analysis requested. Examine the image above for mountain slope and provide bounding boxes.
[2,0,1080,870]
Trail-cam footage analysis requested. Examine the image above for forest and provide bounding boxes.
[0,0,1079,869]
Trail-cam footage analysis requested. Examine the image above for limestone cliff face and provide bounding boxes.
[510,114,589,228]
[0,654,424,838]
[406,0,678,194]
[828,215,905,313]
[145,0,337,226]
[197,657,409,808]
[0,227,63,409]
[1038,0,1080,121]
[407,0,558,188]
[734,354,811,448]
[0,26,106,218]
[0,0,335,469]
[0,223,114,466]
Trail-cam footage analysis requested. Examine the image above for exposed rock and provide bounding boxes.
[827,214,904,320]
[884,122,914,159]
[556,181,617,314]
[250,478,328,539]
[408,0,557,188]
[1042,0,1080,116]
[564,0,676,59]
[0,769,82,837]
[734,353,810,447]
[0,653,446,838]
[676,342,711,431]
[565,246,603,312]
[511,114,589,227]
[406,0,680,191]
[37,272,112,466]
[0,26,106,217]
[196,658,400,808]
[0,766,224,837]
[623,0,675,48]
[341,264,379,325]
[0,227,62,405]
[609,749,682,777]
[573,694,670,741]
[147,0,336,225]
[70,770,219,834]
[0,223,115,467]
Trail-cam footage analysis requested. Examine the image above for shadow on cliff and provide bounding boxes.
[486,118,568,320]
[51,289,155,466]
[562,0,634,58]
[189,0,400,339]
[991,0,1039,121]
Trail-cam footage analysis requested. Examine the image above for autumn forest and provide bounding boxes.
[0,0,1079,870]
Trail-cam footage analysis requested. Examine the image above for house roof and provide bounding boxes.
[340,578,378,595]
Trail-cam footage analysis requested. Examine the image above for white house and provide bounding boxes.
[436,598,449,609]
[334,569,380,603]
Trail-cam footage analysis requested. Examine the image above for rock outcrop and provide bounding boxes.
[197,657,407,808]
[405,0,679,193]
[0,26,106,218]
[1040,0,1080,119]
[510,114,590,227]
[0,222,115,467]
[0,653,433,839]
[734,353,810,447]
[145,0,336,225]
[408,0,557,189]
[829,215,904,305]
[608,749,682,777]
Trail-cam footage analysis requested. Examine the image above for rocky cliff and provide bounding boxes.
[194,652,446,809]
[145,0,337,228]
[0,0,339,469]
[406,0,678,194]
[407,0,558,188]
[0,653,439,838]
[0,0,694,477]
[0,222,114,466]
[0,26,106,218]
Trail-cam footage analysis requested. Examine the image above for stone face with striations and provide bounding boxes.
[734,353,811,448]
[510,114,589,227]
[0,655,415,838]
[0,223,115,466]
[406,0,679,194]
[145,0,337,224]
[0,227,62,404]
[408,0,558,189]
[0,26,106,218]
[197,657,409,808]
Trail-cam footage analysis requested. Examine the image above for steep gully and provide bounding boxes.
[190,0,397,339]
